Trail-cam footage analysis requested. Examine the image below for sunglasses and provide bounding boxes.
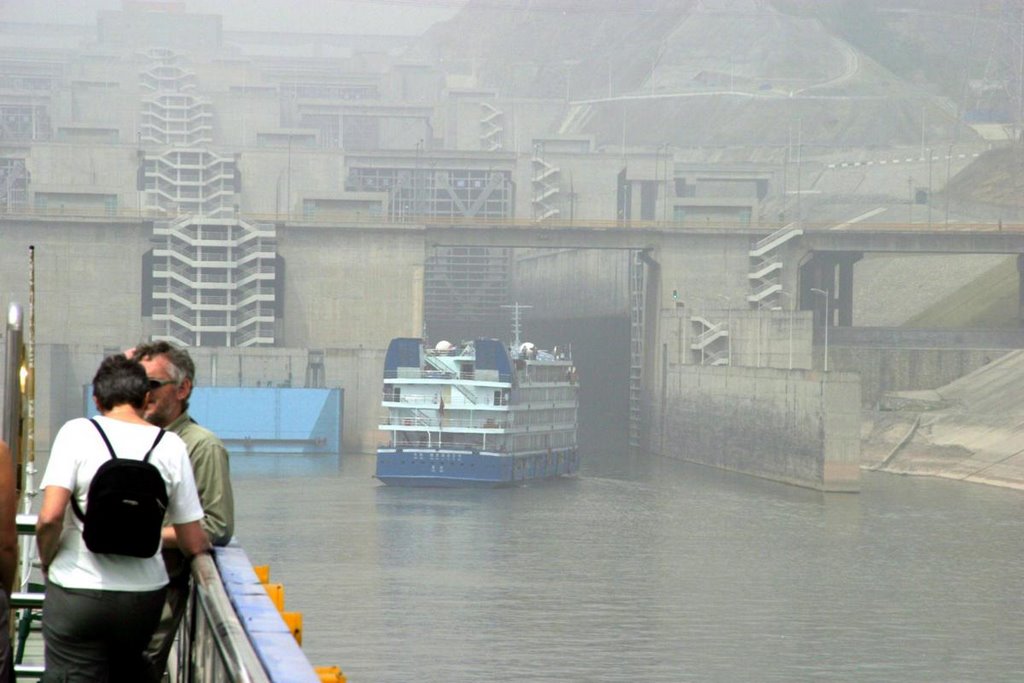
[148,379,177,391]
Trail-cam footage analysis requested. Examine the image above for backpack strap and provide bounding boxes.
[88,417,117,459]
[70,419,166,522]
[142,429,165,463]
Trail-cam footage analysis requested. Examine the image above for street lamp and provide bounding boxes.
[810,288,829,372]
[795,117,803,227]
[945,143,953,225]
[927,147,932,229]
[662,145,671,223]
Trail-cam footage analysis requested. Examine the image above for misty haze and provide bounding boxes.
[2,0,1024,680]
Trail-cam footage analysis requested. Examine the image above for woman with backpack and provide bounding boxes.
[35,354,210,682]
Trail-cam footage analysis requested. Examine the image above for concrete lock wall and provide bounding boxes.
[830,345,1007,407]
[647,365,861,492]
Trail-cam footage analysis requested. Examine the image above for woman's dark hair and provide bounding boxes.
[92,354,149,412]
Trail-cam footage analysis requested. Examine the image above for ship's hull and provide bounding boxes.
[375,446,580,487]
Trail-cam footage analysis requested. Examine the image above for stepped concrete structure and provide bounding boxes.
[3,3,1024,491]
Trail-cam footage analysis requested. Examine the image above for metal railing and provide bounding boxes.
[380,414,511,430]
[384,369,512,383]
[4,204,1023,233]
[10,516,319,682]
[179,551,272,683]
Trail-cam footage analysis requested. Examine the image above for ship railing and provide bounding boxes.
[392,439,496,452]
[424,348,471,358]
[384,369,512,383]
[383,392,511,409]
[382,393,439,405]
[381,415,511,430]
[385,368,512,385]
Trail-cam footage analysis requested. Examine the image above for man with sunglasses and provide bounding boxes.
[128,341,234,680]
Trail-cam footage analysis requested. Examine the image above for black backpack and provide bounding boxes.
[70,418,170,558]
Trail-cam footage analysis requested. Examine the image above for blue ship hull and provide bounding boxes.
[375,447,580,487]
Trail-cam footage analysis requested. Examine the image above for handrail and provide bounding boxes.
[210,545,321,683]
[752,223,801,252]
[379,414,513,430]
[186,551,272,683]
[384,369,513,383]
[9,514,319,682]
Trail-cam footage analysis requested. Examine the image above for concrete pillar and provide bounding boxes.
[799,252,861,328]
[837,255,857,327]
[799,254,832,330]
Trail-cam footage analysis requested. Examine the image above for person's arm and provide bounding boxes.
[163,433,215,554]
[161,524,180,548]
[172,520,210,557]
[36,485,71,577]
[189,439,235,546]
[0,442,17,594]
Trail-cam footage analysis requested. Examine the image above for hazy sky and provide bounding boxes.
[0,0,464,35]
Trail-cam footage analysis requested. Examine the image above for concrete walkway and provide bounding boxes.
[862,350,1024,491]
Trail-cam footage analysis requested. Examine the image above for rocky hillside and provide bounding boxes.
[418,0,1005,148]
[949,147,1024,209]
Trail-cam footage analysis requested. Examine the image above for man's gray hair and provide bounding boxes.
[132,340,196,410]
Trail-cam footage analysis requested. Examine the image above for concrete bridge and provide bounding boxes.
[422,218,1024,326]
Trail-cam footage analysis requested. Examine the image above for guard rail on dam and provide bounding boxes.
[4,205,1024,231]
[8,206,1024,236]
[828,326,1024,349]
[12,515,326,681]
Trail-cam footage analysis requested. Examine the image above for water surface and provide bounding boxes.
[233,449,1024,682]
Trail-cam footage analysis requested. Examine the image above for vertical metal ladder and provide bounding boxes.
[628,250,645,450]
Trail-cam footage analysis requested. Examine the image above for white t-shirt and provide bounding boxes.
[40,415,205,591]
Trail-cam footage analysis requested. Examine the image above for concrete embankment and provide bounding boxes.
[863,350,1024,491]
[647,365,862,492]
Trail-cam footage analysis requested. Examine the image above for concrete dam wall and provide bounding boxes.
[646,365,862,492]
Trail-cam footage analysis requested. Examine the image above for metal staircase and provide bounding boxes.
[141,148,239,218]
[151,216,277,347]
[479,102,504,151]
[747,224,802,309]
[138,49,212,147]
[422,355,478,405]
[531,148,561,223]
[690,316,730,366]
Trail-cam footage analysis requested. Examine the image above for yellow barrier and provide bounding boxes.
[263,583,285,611]
[253,563,344,679]
[282,612,303,645]
[315,665,347,682]
[253,564,271,583]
